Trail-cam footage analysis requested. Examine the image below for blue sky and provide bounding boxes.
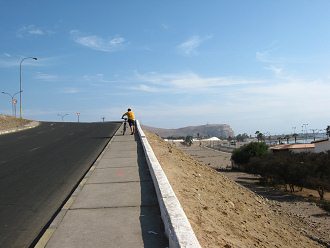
[1,0,330,135]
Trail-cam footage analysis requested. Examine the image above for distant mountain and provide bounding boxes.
[142,124,235,139]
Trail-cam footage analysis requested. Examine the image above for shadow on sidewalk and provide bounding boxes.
[136,135,169,247]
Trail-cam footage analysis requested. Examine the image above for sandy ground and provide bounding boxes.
[0,115,38,133]
[0,115,33,131]
[145,130,329,248]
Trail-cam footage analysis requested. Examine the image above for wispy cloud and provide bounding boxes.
[256,48,307,66]
[161,24,169,30]
[17,25,54,38]
[133,76,330,132]
[62,87,80,94]
[34,72,59,82]
[70,30,127,52]
[0,57,17,68]
[256,47,308,81]
[82,73,114,84]
[130,84,161,93]
[131,71,263,93]
[177,35,212,56]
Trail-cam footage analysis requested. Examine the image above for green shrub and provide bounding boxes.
[231,142,269,165]
[242,150,330,198]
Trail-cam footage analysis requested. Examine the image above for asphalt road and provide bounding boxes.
[0,121,121,248]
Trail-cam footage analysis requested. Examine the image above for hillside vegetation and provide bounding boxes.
[232,143,330,201]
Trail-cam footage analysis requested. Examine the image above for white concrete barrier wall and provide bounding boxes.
[136,120,201,248]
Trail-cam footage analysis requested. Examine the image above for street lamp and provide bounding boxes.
[76,112,80,123]
[57,113,69,122]
[1,91,22,117]
[302,123,308,143]
[20,57,37,118]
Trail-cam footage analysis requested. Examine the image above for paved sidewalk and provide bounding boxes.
[44,127,168,248]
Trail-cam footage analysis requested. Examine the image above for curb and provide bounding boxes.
[136,120,201,248]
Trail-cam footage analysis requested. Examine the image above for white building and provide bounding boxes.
[270,144,315,153]
[312,138,330,153]
[270,138,330,153]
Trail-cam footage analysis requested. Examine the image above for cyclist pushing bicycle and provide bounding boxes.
[121,108,136,135]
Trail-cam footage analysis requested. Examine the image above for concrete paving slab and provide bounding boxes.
[46,207,168,248]
[96,157,140,168]
[87,167,151,184]
[97,155,148,169]
[71,181,158,209]
[108,139,138,145]
[107,146,139,153]
[111,135,136,141]
[102,150,138,159]
[107,141,138,147]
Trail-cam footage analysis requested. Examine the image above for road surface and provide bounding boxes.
[0,121,121,248]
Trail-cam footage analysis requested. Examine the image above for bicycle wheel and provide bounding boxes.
[123,122,126,135]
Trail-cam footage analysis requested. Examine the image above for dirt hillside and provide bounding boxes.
[144,130,324,248]
[0,115,33,131]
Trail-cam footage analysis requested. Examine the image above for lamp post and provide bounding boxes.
[76,112,80,123]
[20,57,37,118]
[57,113,69,122]
[302,123,308,143]
[1,91,22,117]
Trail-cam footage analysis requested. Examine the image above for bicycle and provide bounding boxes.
[122,117,128,135]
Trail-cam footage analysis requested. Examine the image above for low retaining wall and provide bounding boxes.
[136,120,201,248]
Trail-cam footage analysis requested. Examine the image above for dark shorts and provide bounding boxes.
[128,119,135,127]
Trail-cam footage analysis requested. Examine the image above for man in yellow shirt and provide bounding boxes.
[121,108,136,134]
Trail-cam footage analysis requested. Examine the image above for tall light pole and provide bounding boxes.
[57,113,69,122]
[310,129,319,142]
[1,91,22,117]
[302,123,308,143]
[76,112,80,123]
[20,57,37,118]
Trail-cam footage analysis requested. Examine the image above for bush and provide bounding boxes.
[243,150,330,198]
[231,142,269,165]
[318,200,330,212]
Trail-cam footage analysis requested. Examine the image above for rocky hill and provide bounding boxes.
[142,123,234,139]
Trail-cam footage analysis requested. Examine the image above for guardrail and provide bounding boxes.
[136,120,201,248]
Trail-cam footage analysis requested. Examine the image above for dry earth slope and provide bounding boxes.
[0,115,33,131]
[144,130,323,248]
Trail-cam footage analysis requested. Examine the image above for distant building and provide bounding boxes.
[311,138,330,153]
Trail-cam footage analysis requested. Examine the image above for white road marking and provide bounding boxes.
[29,147,41,152]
